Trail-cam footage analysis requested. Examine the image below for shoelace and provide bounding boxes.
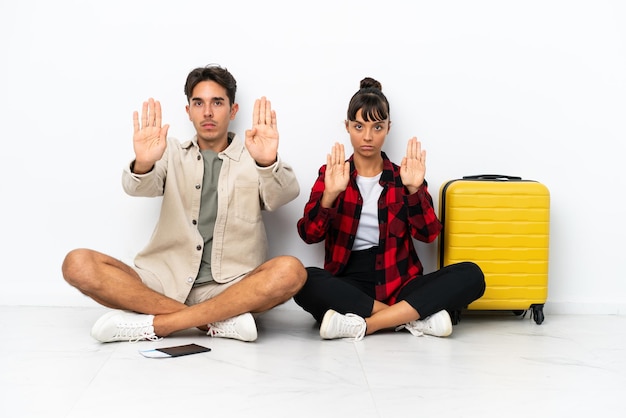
[395,321,425,337]
[341,314,366,342]
[114,322,160,343]
[207,318,239,338]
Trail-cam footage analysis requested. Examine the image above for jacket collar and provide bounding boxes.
[348,151,395,184]
[182,132,244,161]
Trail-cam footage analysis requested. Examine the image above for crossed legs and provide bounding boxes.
[294,262,485,339]
[62,248,306,338]
[293,267,420,335]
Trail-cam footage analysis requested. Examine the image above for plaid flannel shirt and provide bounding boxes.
[297,152,442,304]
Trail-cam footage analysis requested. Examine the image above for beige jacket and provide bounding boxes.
[122,134,300,302]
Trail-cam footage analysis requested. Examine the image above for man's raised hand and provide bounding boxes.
[132,98,169,174]
[244,97,279,167]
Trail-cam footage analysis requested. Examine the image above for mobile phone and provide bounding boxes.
[140,343,211,358]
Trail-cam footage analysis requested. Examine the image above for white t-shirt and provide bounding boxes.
[352,173,383,251]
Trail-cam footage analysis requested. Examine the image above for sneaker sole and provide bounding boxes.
[319,309,337,339]
[90,310,124,342]
[237,313,258,342]
[431,310,453,337]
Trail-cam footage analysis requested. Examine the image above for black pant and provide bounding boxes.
[294,248,486,322]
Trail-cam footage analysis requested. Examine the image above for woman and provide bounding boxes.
[295,77,485,341]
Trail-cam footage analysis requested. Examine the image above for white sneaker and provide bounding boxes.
[207,313,257,342]
[397,310,453,337]
[91,310,159,343]
[319,309,366,341]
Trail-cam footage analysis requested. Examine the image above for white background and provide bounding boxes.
[1,0,624,313]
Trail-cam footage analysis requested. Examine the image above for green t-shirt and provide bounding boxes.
[194,149,222,287]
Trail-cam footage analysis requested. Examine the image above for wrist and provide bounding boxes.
[407,183,422,195]
[321,191,340,208]
[131,160,154,174]
[256,156,278,168]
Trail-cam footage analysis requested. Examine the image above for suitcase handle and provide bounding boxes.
[463,174,522,181]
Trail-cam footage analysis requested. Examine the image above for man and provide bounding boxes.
[62,64,306,343]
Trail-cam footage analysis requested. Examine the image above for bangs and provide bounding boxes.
[347,90,389,122]
[360,101,389,122]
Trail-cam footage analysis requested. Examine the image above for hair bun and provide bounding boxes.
[360,77,382,91]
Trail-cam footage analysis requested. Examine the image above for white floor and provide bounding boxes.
[1,303,625,418]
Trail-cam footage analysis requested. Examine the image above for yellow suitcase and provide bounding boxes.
[438,175,550,324]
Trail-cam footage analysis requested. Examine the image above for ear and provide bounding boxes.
[230,103,239,120]
[387,120,392,133]
[185,104,191,120]
[345,120,350,132]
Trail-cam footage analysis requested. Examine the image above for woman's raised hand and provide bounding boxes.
[400,137,426,194]
[321,142,350,208]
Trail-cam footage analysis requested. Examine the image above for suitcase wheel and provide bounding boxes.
[531,304,545,325]
[515,305,545,325]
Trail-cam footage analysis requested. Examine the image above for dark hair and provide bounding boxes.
[184,64,237,105]
[346,77,390,122]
